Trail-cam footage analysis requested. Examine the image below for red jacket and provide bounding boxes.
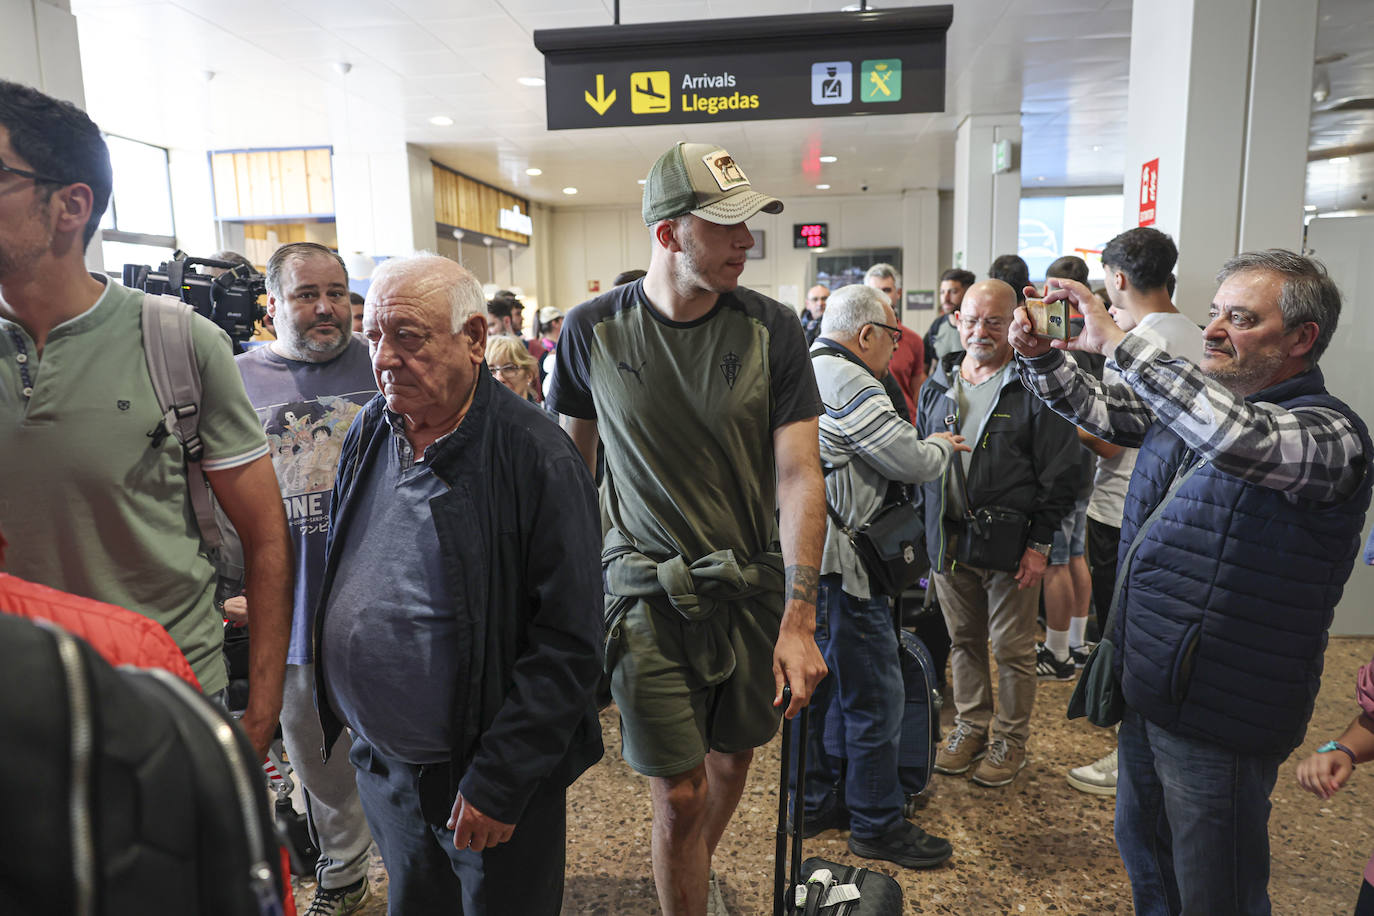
[0,573,199,688]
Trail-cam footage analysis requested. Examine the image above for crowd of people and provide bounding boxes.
[4,75,1374,916]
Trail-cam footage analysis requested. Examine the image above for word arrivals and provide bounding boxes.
[682,72,736,89]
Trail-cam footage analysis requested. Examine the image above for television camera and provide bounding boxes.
[123,251,265,347]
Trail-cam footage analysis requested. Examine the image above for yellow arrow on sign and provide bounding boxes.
[584,74,616,115]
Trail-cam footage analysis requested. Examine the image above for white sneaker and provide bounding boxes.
[707,869,729,916]
[1066,748,1118,796]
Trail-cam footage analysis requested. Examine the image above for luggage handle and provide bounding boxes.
[774,685,808,916]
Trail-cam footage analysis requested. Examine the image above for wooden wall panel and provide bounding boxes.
[431,162,530,245]
[305,148,333,214]
[210,148,333,219]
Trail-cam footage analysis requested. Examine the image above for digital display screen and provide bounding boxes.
[794,223,828,248]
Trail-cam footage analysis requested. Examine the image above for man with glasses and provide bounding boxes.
[233,242,377,914]
[0,80,291,759]
[914,279,1079,788]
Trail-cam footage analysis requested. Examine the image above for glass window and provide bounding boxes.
[1018,195,1123,283]
[103,134,174,237]
[100,240,177,278]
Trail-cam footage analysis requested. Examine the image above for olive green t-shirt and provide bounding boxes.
[0,278,269,692]
[548,280,822,563]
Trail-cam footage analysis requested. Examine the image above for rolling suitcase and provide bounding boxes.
[0,614,287,915]
[775,687,903,916]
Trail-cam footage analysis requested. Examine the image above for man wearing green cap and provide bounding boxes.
[549,142,828,916]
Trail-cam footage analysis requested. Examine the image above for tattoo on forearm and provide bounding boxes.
[785,565,820,605]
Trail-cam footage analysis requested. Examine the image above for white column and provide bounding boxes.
[1123,0,1317,320]
[951,113,1021,281]
[334,143,437,263]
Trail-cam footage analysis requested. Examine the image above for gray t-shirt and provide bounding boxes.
[930,316,962,362]
[945,362,1010,519]
[321,429,456,764]
[235,337,377,664]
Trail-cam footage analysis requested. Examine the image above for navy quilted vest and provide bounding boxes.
[1115,367,1372,755]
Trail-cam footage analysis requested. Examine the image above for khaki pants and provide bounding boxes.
[933,563,1040,747]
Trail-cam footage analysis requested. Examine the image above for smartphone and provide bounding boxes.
[1025,298,1084,342]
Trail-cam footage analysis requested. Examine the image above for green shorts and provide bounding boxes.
[610,592,783,777]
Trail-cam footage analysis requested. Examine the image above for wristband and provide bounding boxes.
[1318,740,1358,766]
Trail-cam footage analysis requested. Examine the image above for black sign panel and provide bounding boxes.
[533,8,950,131]
[794,223,828,249]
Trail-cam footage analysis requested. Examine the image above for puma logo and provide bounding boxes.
[617,360,646,385]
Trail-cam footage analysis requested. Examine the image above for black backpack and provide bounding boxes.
[0,615,286,915]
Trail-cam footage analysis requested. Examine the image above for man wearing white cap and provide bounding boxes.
[529,305,563,396]
[549,141,828,916]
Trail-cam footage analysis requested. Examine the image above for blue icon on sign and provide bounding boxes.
[811,62,852,106]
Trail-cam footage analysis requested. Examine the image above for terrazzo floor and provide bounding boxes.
[294,635,1374,915]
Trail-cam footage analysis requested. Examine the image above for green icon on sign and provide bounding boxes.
[860,59,902,103]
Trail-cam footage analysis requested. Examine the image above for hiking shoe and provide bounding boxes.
[1069,642,1096,668]
[971,738,1027,787]
[933,722,986,775]
[790,804,849,839]
[1036,642,1076,681]
[1067,748,1118,796]
[707,869,728,916]
[304,877,369,916]
[848,821,953,869]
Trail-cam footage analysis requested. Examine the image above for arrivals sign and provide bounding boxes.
[533,7,950,131]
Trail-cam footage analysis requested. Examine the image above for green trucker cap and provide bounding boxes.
[642,142,784,226]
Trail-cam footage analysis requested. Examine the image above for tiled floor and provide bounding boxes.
[297,636,1374,915]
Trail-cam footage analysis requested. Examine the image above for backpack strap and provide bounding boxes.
[141,293,223,557]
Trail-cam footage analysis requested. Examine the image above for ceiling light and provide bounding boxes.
[525,167,542,176]
[1091,145,1102,152]
[815,184,831,190]
[429,115,454,126]
[1036,175,1046,182]
[517,76,545,87]
[819,155,837,163]
[637,179,647,185]
[1331,156,1350,164]
[562,187,578,195]
[1304,204,1318,211]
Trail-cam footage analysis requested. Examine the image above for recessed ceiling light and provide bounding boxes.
[819,155,838,163]
[1091,145,1102,152]
[1036,175,1046,182]
[562,187,578,195]
[816,184,831,190]
[1305,204,1318,211]
[525,167,542,176]
[429,115,454,126]
[1331,156,1350,164]
[637,179,647,185]
[517,76,545,87]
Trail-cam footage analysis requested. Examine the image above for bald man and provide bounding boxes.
[314,255,604,914]
[913,279,1079,789]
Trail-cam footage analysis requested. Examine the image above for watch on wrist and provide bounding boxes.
[1319,740,1358,766]
[1027,540,1052,557]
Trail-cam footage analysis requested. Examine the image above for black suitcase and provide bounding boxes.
[775,687,903,916]
[0,615,286,915]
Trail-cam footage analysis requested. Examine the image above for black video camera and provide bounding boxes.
[123,251,265,347]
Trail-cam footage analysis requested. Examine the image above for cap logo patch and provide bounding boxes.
[702,150,749,192]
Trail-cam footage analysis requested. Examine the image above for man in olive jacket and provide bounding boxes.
[313,255,604,915]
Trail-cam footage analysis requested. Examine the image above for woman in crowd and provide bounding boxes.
[488,335,543,405]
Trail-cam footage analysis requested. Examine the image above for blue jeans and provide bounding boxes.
[1115,707,1282,915]
[795,576,904,839]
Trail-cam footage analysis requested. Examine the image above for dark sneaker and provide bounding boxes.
[789,804,849,839]
[1036,643,1076,681]
[1069,642,1096,668]
[933,721,987,775]
[304,877,369,916]
[848,821,953,869]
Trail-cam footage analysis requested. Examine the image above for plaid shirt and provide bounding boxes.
[1016,335,1365,504]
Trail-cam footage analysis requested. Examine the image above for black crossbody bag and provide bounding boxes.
[945,412,1029,572]
[823,479,923,598]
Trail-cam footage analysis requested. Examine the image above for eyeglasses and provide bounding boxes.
[959,316,1006,332]
[0,154,68,186]
[489,363,524,376]
[867,321,902,344]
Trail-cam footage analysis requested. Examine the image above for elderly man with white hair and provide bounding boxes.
[311,254,605,915]
[799,283,966,869]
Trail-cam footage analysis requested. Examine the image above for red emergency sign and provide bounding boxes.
[1139,159,1159,227]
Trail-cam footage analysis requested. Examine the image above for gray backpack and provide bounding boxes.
[140,293,245,596]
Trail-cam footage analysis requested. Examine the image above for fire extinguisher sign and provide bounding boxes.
[1138,159,1159,227]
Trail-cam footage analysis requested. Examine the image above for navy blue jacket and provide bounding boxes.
[914,350,1081,571]
[1116,368,1372,756]
[314,369,604,824]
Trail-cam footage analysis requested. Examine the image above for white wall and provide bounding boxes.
[547,190,940,315]
[167,148,217,256]
[1306,215,1374,635]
